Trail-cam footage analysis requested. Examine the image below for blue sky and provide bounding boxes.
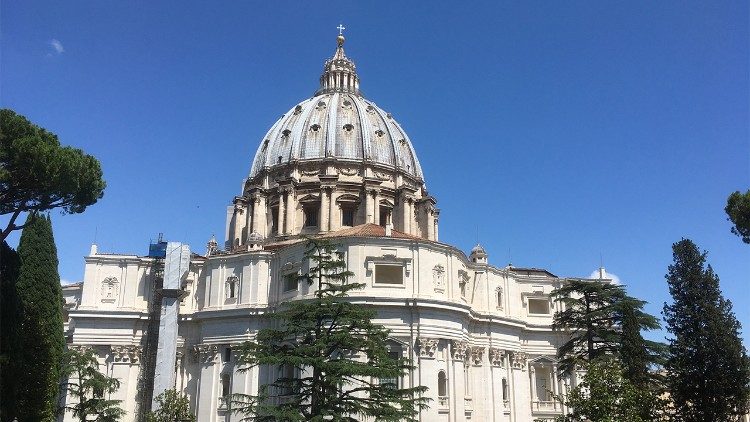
[2,1,748,345]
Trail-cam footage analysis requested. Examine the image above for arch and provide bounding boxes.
[437,370,448,397]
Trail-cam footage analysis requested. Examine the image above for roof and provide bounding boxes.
[508,266,558,278]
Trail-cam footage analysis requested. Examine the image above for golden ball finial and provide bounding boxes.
[337,34,345,46]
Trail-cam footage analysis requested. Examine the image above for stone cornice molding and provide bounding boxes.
[417,337,438,359]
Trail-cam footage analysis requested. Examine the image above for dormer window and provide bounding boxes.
[310,124,321,132]
[282,129,291,137]
[343,123,354,132]
[293,105,302,114]
[375,129,385,137]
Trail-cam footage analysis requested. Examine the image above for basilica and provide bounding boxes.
[61,32,586,421]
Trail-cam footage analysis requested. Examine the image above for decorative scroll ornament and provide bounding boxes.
[451,340,469,361]
[511,352,528,370]
[193,344,219,363]
[417,337,439,358]
[337,166,359,176]
[432,264,445,292]
[374,171,391,181]
[470,346,485,366]
[489,347,507,367]
[300,166,320,176]
[101,277,119,303]
[111,345,142,363]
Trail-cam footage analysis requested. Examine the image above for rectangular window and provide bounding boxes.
[283,273,298,292]
[501,378,508,401]
[271,207,279,234]
[223,347,232,363]
[375,264,403,284]
[341,207,355,227]
[304,205,319,228]
[528,298,550,314]
[379,207,391,227]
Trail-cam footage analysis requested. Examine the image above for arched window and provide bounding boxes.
[225,276,239,299]
[502,378,508,402]
[437,370,447,397]
[496,288,503,309]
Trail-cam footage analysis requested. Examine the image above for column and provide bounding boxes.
[251,196,261,234]
[552,366,559,411]
[285,187,295,235]
[530,366,537,410]
[401,197,411,234]
[277,191,285,236]
[373,190,381,226]
[364,188,373,224]
[245,201,252,240]
[427,208,435,240]
[327,189,334,231]
[434,215,439,242]
[253,195,268,237]
[320,187,329,232]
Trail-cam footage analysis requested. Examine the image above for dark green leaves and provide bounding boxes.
[0,109,106,240]
[725,190,750,244]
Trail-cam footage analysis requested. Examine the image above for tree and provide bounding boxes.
[0,109,106,241]
[146,389,195,422]
[552,357,670,422]
[551,279,660,374]
[59,347,126,422]
[663,238,750,421]
[0,240,21,420]
[619,302,667,389]
[726,190,750,244]
[232,238,429,421]
[14,213,66,421]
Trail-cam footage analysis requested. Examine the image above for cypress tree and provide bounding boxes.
[15,213,65,421]
[663,238,750,421]
[0,240,21,420]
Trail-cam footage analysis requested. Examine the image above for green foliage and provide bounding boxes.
[725,189,750,244]
[59,347,126,422]
[14,213,65,421]
[0,241,21,420]
[232,238,429,421]
[146,389,195,422]
[0,108,105,240]
[552,358,670,422]
[662,238,750,421]
[551,279,661,375]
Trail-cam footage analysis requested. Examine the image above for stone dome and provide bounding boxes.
[248,36,424,181]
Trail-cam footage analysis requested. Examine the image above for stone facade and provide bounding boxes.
[60,34,580,422]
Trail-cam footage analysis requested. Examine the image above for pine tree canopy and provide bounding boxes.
[551,278,661,375]
[663,238,750,421]
[232,238,429,421]
[725,189,750,244]
[15,213,66,421]
[0,108,106,241]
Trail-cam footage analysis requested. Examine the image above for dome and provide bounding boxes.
[248,36,424,181]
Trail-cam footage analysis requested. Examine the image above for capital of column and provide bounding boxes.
[417,337,439,358]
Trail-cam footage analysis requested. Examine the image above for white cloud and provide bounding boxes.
[48,39,65,56]
[589,268,621,284]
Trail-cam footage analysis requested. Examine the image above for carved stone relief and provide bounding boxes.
[511,352,528,370]
[451,340,469,361]
[193,344,219,363]
[112,345,142,363]
[374,171,391,181]
[101,276,119,303]
[432,264,445,292]
[337,166,359,176]
[417,337,439,358]
[489,347,507,367]
[470,346,484,366]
